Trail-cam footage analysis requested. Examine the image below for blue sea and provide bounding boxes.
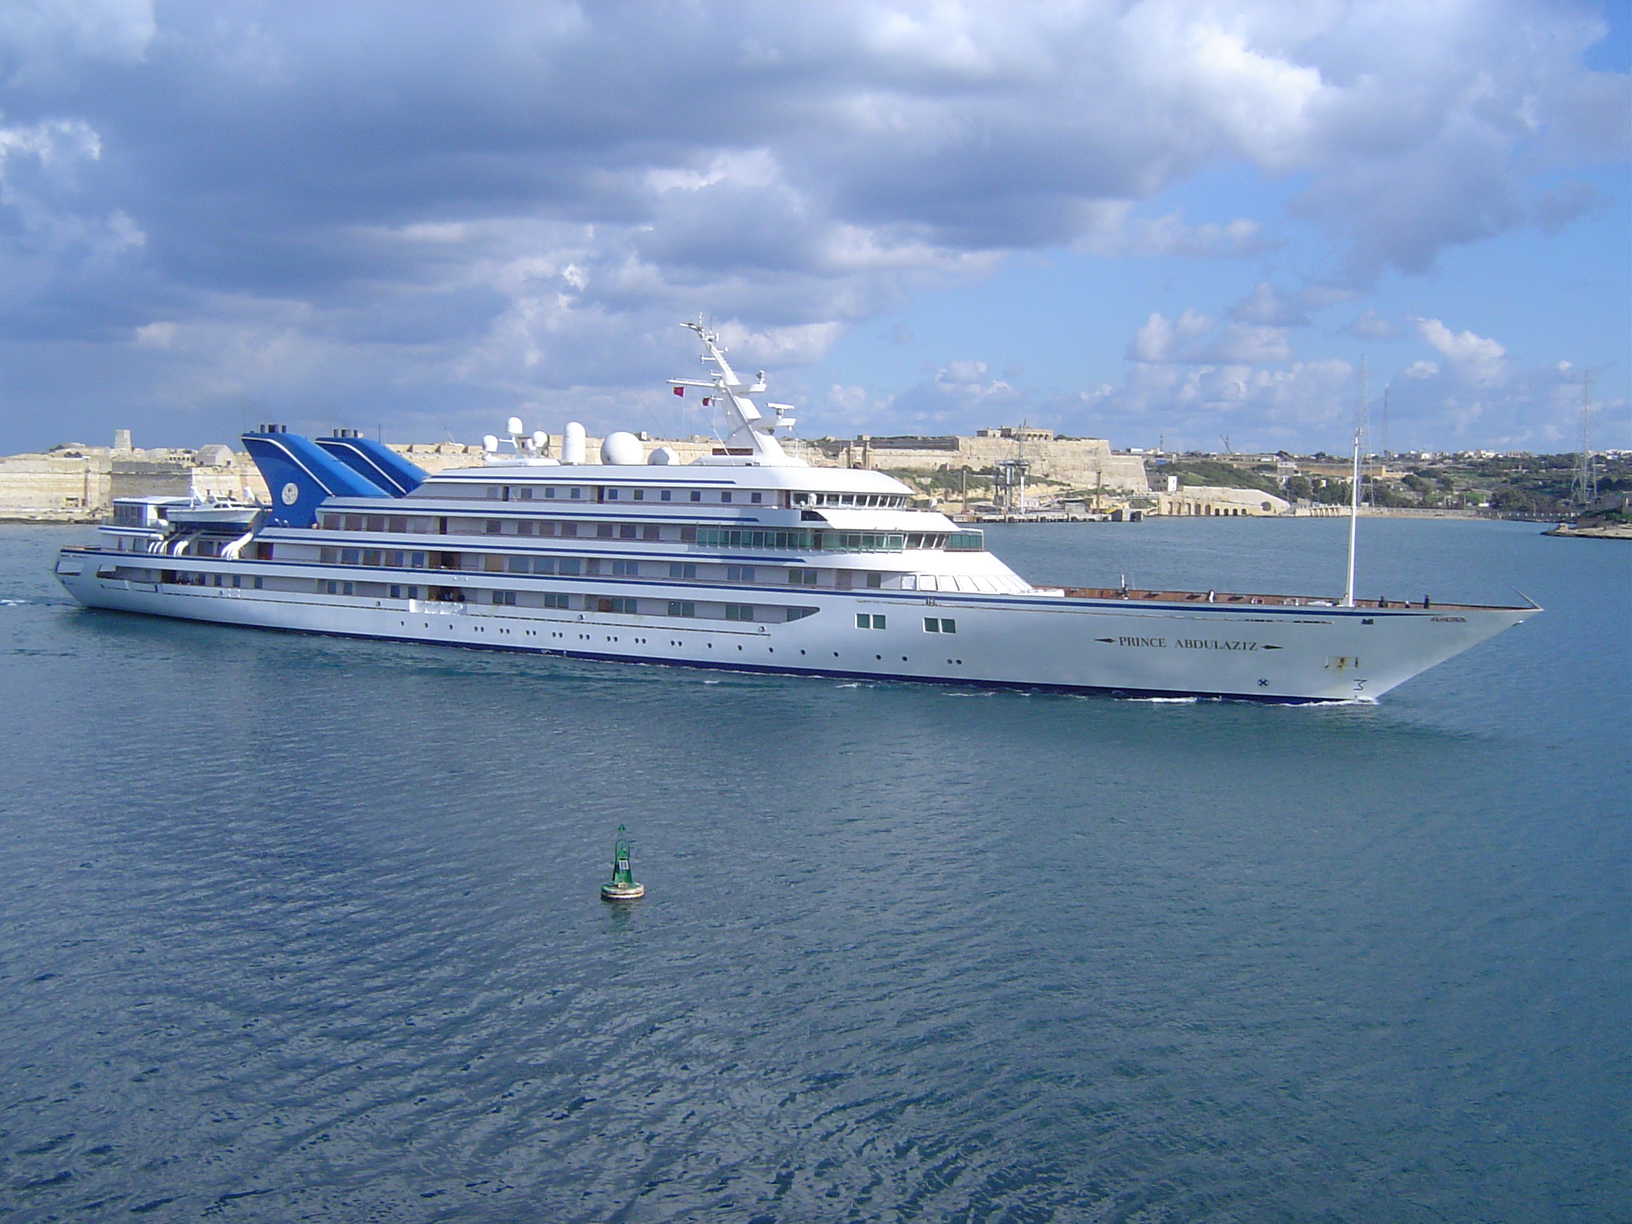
[1,517,1626,1223]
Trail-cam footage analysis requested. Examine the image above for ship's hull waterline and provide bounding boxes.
[54,560,1528,703]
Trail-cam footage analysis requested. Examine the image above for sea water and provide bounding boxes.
[0,518,1626,1223]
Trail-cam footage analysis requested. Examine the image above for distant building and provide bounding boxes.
[1156,486,1290,517]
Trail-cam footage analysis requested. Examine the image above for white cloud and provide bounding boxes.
[1191,322,1293,365]
[1129,308,1212,362]
[1412,317,1508,384]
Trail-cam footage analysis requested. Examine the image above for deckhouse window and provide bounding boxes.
[788,569,817,585]
[855,613,886,630]
[632,489,645,501]
[720,491,733,503]
[923,617,956,633]
[750,492,762,504]
[668,601,695,618]
[612,561,639,576]
[544,487,557,499]
[724,603,754,621]
[690,491,702,502]
[726,565,755,583]
[661,490,673,502]
[670,562,697,579]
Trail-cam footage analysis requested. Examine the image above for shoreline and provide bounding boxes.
[1541,522,1632,540]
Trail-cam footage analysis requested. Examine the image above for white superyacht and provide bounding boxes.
[55,323,1536,702]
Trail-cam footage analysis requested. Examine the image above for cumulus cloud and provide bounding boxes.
[1129,309,1213,362]
[1412,317,1508,384]
[0,0,1623,449]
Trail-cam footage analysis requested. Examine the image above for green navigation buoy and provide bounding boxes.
[600,824,645,901]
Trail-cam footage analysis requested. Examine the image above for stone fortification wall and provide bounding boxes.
[809,433,1150,492]
[0,454,108,519]
[0,443,267,521]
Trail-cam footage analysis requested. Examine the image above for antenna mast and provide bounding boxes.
[1571,370,1598,511]
[1342,357,1367,608]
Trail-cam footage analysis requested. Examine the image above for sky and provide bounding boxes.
[0,0,1626,457]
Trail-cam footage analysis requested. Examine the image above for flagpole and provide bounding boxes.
[1342,357,1365,608]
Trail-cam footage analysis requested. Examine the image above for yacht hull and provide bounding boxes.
[55,557,1529,702]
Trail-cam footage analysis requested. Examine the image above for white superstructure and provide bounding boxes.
[54,323,1537,702]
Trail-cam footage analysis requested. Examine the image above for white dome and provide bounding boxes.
[601,431,644,466]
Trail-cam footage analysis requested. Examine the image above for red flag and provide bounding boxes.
[701,397,712,406]
[673,385,684,396]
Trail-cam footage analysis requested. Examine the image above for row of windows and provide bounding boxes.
[314,547,911,587]
[163,571,264,589]
[485,486,768,505]
[313,514,983,555]
[446,485,912,508]
[790,492,908,508]
[313,579,814,624]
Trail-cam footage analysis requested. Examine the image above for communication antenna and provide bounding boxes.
[1571,370,1599,510]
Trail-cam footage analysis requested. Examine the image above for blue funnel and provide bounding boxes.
[244,426,391,527]
[316,431,427,496]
